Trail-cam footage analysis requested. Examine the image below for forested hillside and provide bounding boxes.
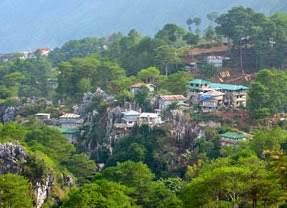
[1,0,287,52]
[2,5,287,208]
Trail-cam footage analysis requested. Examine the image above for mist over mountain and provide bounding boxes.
[0,0,286,52]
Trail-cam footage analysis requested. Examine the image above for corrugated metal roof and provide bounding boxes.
[139,113,159,118]
[187,79,248,91]
[122,110,140,116]
[57,128,79,134]
[209,83,248,91]
[202,89,224,96]
[220,131,246,139]
[131,83,156,88]
[160,95,186,101]
[131,83,145,88]
[187,79,210,85]
[60,113,81,119]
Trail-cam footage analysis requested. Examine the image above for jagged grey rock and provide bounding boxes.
[0,143,74,208]
[34,174,54,208]
[0,142,28,174]
[3,107,17,124]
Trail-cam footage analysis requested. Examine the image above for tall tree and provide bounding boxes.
[61,180,135,208]
[137,66,160,83]
[248,69,287,119]
[154,45,179,76]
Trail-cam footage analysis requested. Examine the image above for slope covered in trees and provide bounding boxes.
[2,6,287,208]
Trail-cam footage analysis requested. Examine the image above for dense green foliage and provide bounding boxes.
[0,58,56,100]
[0,123,98,206]
[96,161,182,208]
[183,156,283,207]
[248,69,287,119]
[216,7,287,69]
[0,174,33,208]
[61,180,135,208]
[105,125,176,177]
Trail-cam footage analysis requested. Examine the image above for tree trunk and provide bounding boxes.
[165,64,168,76]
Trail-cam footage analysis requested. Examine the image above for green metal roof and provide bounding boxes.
[209,83,248,91]
[187,79,211,85]
[57,128,79,134]
[187,79,248,91]
[220,131,246,139]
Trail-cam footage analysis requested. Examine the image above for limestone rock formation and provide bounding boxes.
[0,142,28,174]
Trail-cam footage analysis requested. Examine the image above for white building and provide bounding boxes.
[137,112,163,126]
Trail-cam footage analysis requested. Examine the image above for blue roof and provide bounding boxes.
[201,95,214,100]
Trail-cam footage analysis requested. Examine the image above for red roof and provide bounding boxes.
[131,83,146,88]
[160,95,186,101]
[60,113,81,119]
[38,48,51,52]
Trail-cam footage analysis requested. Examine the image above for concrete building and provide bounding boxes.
[187,79,248,110]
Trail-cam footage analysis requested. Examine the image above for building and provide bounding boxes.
[187,79,248,109]
[205,56,224,68]
[121,110,141,128]
[137,112,163,126]
[158,95,186,110]
[37,48,51,56]
[130,83,156,93]
[200,90,224,112]
[59,113,84,128]
[35,113,51,120]
[219,131,246,146]
[57,128,79,143]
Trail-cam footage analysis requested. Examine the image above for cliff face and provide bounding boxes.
[0,142,69,208]
[0,142,28,174]
[34,174,54,208]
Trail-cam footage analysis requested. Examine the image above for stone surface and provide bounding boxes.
[34,174,54,208]
[2,107,17,124]
[0,142,28,174]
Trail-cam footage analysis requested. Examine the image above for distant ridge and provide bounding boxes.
[0,0,286,52]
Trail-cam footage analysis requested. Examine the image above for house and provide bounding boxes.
[38,48,51,56]
[208,82,248,107]
[112,123,129,139]
[0,53,15,61]
[137,112,163,126]
[23,51,36,59]
[158,95,186,110]
[121,110,140,128]
[200,90,224,112]
[130,83,156,93]
[187,79,211,105]
[205,56,224,68]
[187,79,248,108]
[57,128,79,143]
[219,131,246,146]
[59,113,84,128]
[35,113,51,120]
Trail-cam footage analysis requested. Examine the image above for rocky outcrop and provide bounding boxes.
[2,106,18,124]
[0,142,73,208]
[0,142,28,174]
[77,88,115,117]
[34,174,54,208]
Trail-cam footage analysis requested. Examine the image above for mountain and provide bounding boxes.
[0,0,286,52]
